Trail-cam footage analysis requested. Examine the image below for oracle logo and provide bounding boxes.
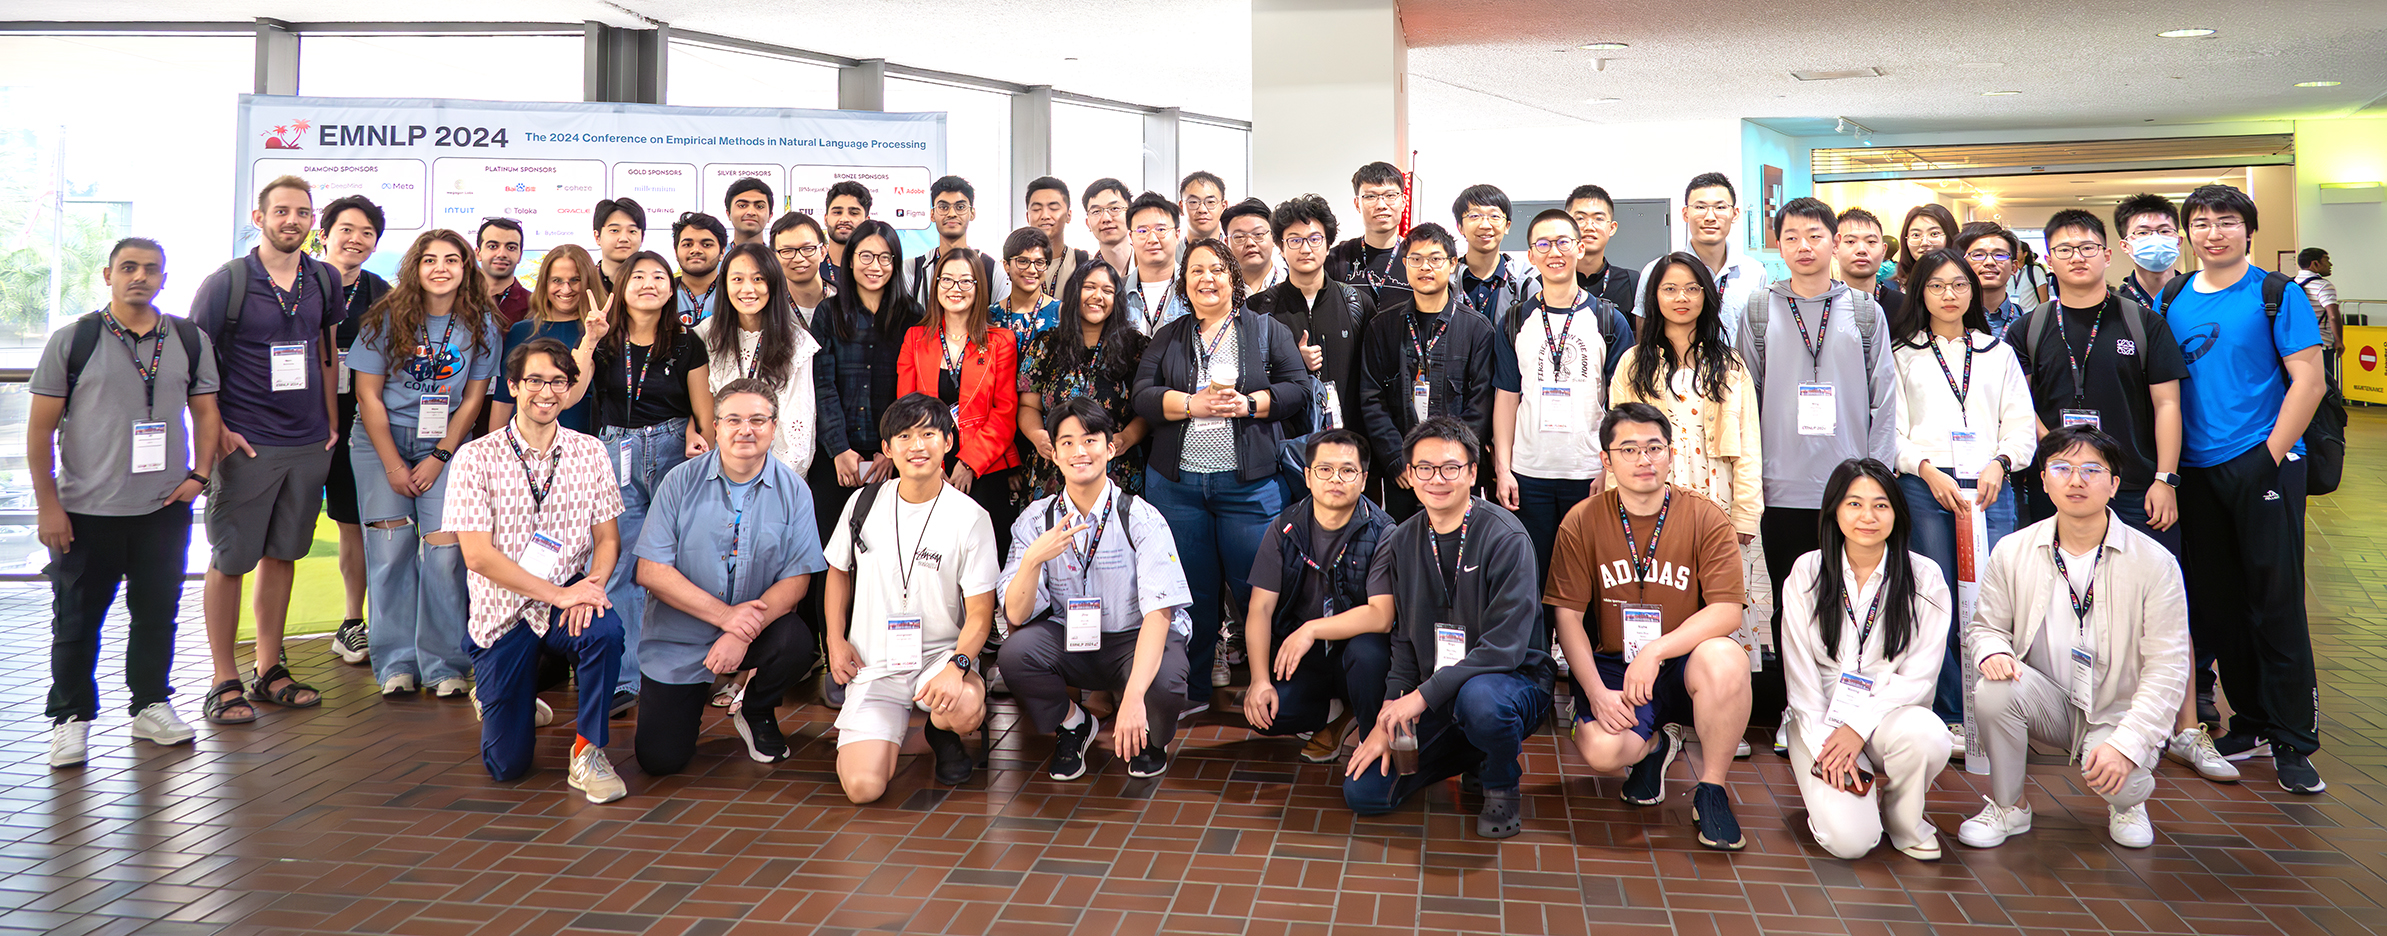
[2362,346,2378,372]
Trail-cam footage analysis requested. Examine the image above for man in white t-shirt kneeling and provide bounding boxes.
[825,394,1002,803]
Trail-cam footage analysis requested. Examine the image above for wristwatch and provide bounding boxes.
[949,653,976,674]
[1993,455,2013,473]
[430,447,454,462]
[186,470,210,486]
[1243,392,1259,415]
[2153,471,2182,488]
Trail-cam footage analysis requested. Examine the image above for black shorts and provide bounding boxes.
[325,432,359,525]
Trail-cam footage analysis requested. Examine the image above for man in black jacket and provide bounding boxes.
[1243,429,1395,763]
[1343,418,1553,839]
[1249,194,1372,438]
[1325,161,1412,308]
[1355,224,1499,520]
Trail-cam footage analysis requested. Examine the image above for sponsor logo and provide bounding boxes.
[2114,339,2135,356]
[504,183,537,193]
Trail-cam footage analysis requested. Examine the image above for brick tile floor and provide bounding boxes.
[7,411,2387,935]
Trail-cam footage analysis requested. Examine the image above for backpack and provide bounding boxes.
[849,480,1140,555]
[2019,294,2152,381]
[1504,286,1624,362]
[61,311,203,415]
[1747,288,1879,391]
[216,255,345,372]
[2158,271,2344,496]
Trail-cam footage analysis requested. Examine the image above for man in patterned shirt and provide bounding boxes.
[447,338,631,803]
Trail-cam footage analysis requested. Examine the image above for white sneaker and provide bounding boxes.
[2164,726,2241,782]
[1734,739,1752,758]
[1947,723,1967,759]
[49,719,90,768]
[2108,803,2154,848]
[1773,718,1789,756]
[1897,834,1944,861]
[430,677,470,698]
[130,703,195,746]
[1958,797,2033,848]
[568,744,627,803]
[1211,652,1232,688]
[469,687,554,727]
[381,674,417,696]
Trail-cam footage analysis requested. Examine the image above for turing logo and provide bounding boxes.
[263,119,312,150]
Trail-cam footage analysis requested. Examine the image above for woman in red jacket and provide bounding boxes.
[898,247,1023,552]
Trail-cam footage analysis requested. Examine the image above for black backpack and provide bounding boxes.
[61,311,203,415]
[2019,293,2153,382]
[2159,271,2344,496]
[214,255,344,374]
[848,480,1140,555]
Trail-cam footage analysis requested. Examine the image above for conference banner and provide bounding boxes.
[233,94,947,278]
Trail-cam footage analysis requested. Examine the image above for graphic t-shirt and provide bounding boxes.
[344,313,506,428]
[823,481,1000,677]
[1543,486,1744,654]
[2163,267,2322,467]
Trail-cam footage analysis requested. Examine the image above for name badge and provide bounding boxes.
[1319,381,1344,429]
[617,439,635,485]
[130,420,168,474]
[519,531,564,582]
[1434,623,1467,672]
[1066,596,1102,651]
[269,342,309,391]
[417,394,451,439]
[1797,383,1835,436]
[1824,671,1875,729]
[1950,429,1986,481]
[337,349,352,394]
[1412,379,1432,422]
[2059,408,2101,430]
[1621,602,1664,662]
[2069,645,2095,711]
[1538,384,1576,433]
[886,615,923,672]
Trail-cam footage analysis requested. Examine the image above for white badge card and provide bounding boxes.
[130,420,168,474]
[519,531,564,582]
[886,615,924,672]
[1434,624,1467,672]
[417,394,451,439]
[1824,671,1875,729]
[2060,408,2101,429]
[1066,596,1102,651]
[1538,385,1576,433]
[2069,645,2094,710]
[617,440,636,484]
[269,342,309,391]
[1412,379,1432,422]
[336,349,352,394]
[1319,381,1344,429]
[1950,429,1987,481]
[1796,383,1836,436]
[1621,603,1664,662]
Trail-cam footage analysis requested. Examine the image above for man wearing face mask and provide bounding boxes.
[2113,194,2183,314]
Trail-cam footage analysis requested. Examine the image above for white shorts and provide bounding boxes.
[832,649,949,747]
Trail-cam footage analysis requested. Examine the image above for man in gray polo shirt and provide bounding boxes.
[998,395,1194,781]
[32,237,223,767]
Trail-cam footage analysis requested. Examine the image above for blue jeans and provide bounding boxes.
[353,423,470,686]
[598,419,691,696]
[1897,473,2014,724]
[1515,474,1592,637]
[466,597,624,782]
[1344,671,1550,811]
[1143,467,1282,704]
[1254,631,1391,737]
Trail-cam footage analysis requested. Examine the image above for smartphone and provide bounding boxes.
[1810,763,1877,796]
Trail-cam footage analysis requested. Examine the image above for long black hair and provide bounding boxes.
[1037,260,1144,387]
[1627,251,1737,402]
[1893,248,1991,346]
[827,218,917,342]
[1811,458,1921,661]
[705,242,799,389]
[599,250,687,361]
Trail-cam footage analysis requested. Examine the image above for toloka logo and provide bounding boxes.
[264,118,312,150]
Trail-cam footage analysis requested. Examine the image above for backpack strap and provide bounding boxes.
[1850,289,1879,377]
[59,312,105,415]
[1747,311,1768,389]
[2021,299,2058,361]
[175,316,203,390]
[2158,271,2189,313]
[312,260,344,368]
[848,480,886,554]
[217,257,251,365]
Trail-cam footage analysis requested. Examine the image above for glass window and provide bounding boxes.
[884,77,1013,255]
[1051,102,1146,201]
[1179,121,1249,204]
[298,35,583,103]
[666,41,839,110]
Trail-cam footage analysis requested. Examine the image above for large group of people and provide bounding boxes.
[35,160,2334,860]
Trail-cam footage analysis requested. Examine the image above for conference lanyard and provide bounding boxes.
[501,423,561,515]
[892,488,940,610]
[1841,575,1886,660]
[1617,489,1673,600]
[1927,335,1975,421]
[1538,298,1580,380]
[625,341,658,407]
[1067,489,1116,585]
[101,310,167,416]
[415,316,456,368]
[268,265,305,318]
[722,478,749,599]
[1428,508,1471,610]
[1193,315,1237,379]
[2058,300,2107,406]
[1788,296,1830,380]
[2050,531,2106,630]
[1406,309,1449,381]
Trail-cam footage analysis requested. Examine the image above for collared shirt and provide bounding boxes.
[674,276,717,328]
[1779,549,1950,744]
[633,451,828,685]
[2119,270,2165,313]
[1120,279,1189,335]
[2295,271,2340,348]
[998,481,1193,637]
[493,280,532,327]
[187,249,349,446]
[1986,296,2024,341]
[1890,331,2036,478]
[1458,253,1519,321]
[1577,261,1639,316]
[445,424,625,648]
[1635,248,1769,344]
[29,309,221,516]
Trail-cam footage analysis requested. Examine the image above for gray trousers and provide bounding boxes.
[998,619,1190,750]
[1974,661,2156,810]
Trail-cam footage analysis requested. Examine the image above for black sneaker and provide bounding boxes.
[1621,724,1680,806]
[609,689,638,719]
[1127,746,1171,779]
[1692,781,1745,850]
[1476,787,1522,839]
[733,708,789,763]
[1460,769,1482,796]
[2274,746,2326,795]
[333,618,369,665]
[2214,730,2271,761]
[926,725,973,785]
[1047,713,1099,781]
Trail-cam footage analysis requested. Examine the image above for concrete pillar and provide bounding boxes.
[254,18,298,95]
[585,22,666,104]
[1251,0,1406,204]
[1145,107,1181,196]
[1014,85,1054,199]
[840,59,886,111]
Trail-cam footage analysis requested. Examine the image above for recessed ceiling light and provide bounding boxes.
[2295,80,2342,88]
[1576,42,1629,51]
[1585,97,1622,105]
[1981,90,2022,96]
[2156,27,2217,38]
[1791,67,1884,81]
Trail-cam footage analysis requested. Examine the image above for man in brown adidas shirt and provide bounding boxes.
[1545,401,1752,850]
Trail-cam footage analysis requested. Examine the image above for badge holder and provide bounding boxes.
[1066,597,1102,651]
[888,615,924,673]
[1796,384,1835,436]
[1621,604,1663,662]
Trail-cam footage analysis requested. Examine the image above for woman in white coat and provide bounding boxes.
[1781,458,1952,860]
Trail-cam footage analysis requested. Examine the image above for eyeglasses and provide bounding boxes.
[932,201,972,216]
[1007,257,1051,271]
[1358,192,1406,206]
[775,244,823,260]
[1686,202,1735,217]
[852,251,895,268]
[2044,461,2112,484]
[1461,212,1506,226]
[2046,244,2103,260]
[1965,251,2013,264]
[1282,233,1329,251]
[1403,254,1452,271]
[1183,196,1224,211]
[1529,237,1577,253]
[1922,279,1971,295]
[1226,232,1271,246]
[937,276,977,291]
[1656,284,1703,299]
[717,415,778,430]
[1131,225,1174,241]
[1308,464,1365,482]
[1607,442,1671,464]
[1086,206,1127,219]
[2125,226,2178,239]
[1407,461,1472,481]
[2187,219,2247,234]
[515,375,576,392]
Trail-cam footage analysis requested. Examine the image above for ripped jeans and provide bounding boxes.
[351,422,470,686]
